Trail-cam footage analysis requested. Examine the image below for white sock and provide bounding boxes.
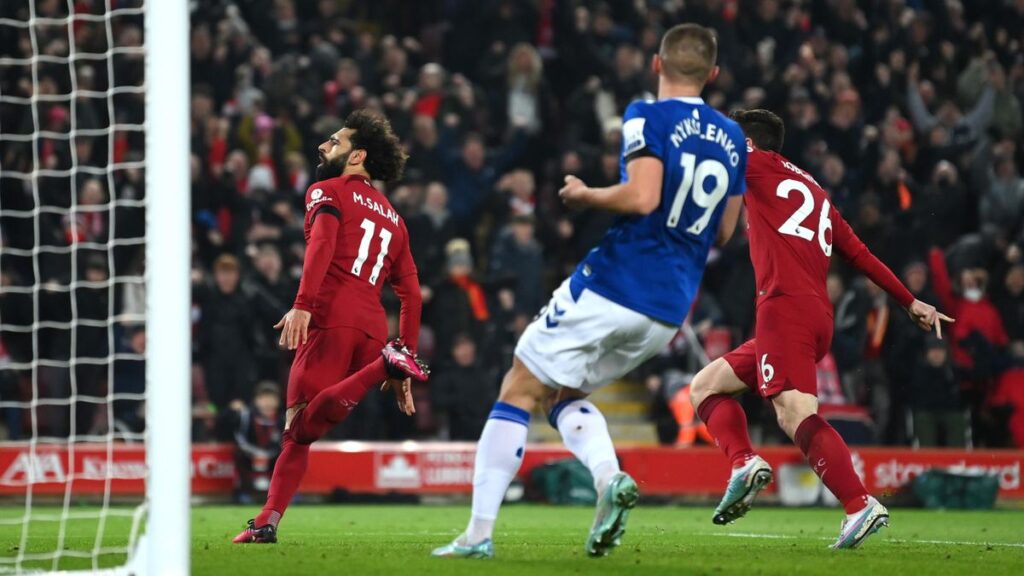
[554,400,620,495]
[465,402,529,544]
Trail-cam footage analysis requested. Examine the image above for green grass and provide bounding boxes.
[2,504,1023,574]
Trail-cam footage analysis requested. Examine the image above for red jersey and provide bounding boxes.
[293,174,420,345]
[744,147,914,309]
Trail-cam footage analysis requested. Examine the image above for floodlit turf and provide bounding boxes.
[2,504,1023,574]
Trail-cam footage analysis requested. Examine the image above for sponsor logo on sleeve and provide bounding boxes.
[305,188,333,212]
[622,117,647,155]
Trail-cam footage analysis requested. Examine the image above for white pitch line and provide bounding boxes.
[703,532,1024,549]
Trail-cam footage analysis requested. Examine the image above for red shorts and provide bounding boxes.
[286,325,383,407]
[723,296,833,398]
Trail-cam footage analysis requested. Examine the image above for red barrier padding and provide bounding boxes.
[0,442,1020,498]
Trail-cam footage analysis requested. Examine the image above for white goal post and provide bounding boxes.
[143,0,190,573]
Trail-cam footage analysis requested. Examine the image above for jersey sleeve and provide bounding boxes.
[293,210,340,312]
[388,222,422,350]
[729,131,748,197]
[832,207,915,307]
[621,101,664,164]
[304,182,343,221]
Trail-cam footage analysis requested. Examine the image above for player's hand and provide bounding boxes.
[559,175,589,209]
[381,377,416,416]
[274,308,312,350]
[907,299,955,339]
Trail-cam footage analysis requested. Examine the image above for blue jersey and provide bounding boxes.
[570,97,748,325]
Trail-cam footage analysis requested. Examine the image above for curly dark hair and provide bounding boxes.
[729,109,785,153]
[344,109,407,183]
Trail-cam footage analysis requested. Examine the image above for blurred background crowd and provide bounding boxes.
[1,1,1023,459]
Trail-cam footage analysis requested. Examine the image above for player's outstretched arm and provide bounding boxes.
[832,211,954,336]
[559,157,663,215]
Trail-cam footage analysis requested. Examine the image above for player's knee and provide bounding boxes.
[772,392,817,438]
[689,368,712,408]
[690,360,726,409]
[497,362,547,413]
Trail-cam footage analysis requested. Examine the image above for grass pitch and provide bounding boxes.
[2,504,1022,574]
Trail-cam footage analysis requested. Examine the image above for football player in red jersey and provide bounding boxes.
[233,110,429,544]
[689,109,953,549]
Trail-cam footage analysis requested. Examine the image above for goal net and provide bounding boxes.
[0,1,189,574]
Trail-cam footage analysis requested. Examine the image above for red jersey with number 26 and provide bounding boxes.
[744,146,914,309]
[294,174,418,343]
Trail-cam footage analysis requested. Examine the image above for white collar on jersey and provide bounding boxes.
[671,96,705,104]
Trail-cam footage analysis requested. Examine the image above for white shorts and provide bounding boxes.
[515,277,678,394]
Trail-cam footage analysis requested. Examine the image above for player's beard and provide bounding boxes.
[316,150,348,180]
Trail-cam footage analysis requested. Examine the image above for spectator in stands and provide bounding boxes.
[246,244,294,383]
[404,181,456,290]
[991,341,1024,448]
[430,334,496,440]
[428,239,490,365]
[112,326,146,436]
[910,335,966,447]
[881,261,938,444]
[489,214,544,319]
[828,273,867,397]
[228,381,283,504]
[979,142,1024,243]
[196,255,257,416]
[442,130,526,240]
[929,247,1009,386]
[0,337,21,441]
[997,264,1024,342]
[75,256,111,435]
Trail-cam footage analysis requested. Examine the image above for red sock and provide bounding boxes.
[794,414,870,514]
[255,430,309,528]
[292,358,389,444]
[697,394,756,468]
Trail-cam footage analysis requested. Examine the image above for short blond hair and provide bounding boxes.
[659,24,718,84]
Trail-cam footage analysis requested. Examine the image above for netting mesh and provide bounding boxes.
[0,0,148,571]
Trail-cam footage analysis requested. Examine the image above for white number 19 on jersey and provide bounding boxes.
[666,152,730,235]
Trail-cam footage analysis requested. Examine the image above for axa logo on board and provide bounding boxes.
[0,452,235,485]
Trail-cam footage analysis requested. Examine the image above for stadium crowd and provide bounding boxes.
[1,0,1023,452]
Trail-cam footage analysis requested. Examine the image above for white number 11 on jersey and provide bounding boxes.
[352,218,392,285]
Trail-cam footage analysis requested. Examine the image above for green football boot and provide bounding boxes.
[585,472,639,557]
[430,535,495,559]
[712,455,773,525]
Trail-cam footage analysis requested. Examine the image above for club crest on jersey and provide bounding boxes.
[352,191,399,225]
[305,188,333,212]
